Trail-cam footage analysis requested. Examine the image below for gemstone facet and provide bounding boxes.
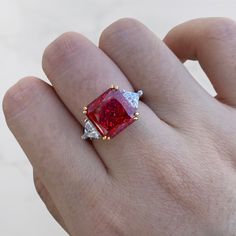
[84,88,141,139]
[122,91,140,109]
[81,119,101,140]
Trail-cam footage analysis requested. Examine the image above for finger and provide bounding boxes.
[42,32,169,174]
[33,173,68,233]
[3,77,107,226]
[164,17,236,107]
[99,18,212,127]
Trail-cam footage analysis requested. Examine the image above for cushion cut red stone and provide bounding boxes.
[86,88,136,138]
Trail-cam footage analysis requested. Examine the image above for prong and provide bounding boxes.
[107,137,111,140]
[133,112,139,120]
[103,136,107,140]
[82,110,87,114]
[83,106,87,111]
[137,90,143,98]
[110,85,119,90]
[84,118,88,122]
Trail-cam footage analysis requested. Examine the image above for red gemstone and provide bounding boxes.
[86,88,136,138]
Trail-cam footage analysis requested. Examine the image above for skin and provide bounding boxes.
[2,17,236,235]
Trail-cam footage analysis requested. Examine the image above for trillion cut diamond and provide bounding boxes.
[122,91,141,109]
[81,119,101,139]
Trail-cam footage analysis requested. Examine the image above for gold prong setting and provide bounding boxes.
[111,84,119,90]
[102,136,111,141]
[133,112,139,120]
[82,106,88,114]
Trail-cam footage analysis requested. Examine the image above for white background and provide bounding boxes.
[0,0,235,235]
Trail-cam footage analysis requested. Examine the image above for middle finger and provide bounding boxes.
[99,19,214,127]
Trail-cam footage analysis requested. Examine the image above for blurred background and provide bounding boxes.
[0,0,235,235]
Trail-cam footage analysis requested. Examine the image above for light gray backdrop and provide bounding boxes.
[0,0,235,235]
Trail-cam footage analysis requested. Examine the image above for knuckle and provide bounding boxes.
[100,18,143,47]
[44,32,78,57]
[3,77,44,121]
[94,202,127,236]
[99,211,127,236]
[86,181,128,235]
[205,17,236,41]
[42,31,82,74]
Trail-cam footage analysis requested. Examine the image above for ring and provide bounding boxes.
[81,85,143,140]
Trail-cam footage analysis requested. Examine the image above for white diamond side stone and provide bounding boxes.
[82,120,101,139]
[122,90,142,109]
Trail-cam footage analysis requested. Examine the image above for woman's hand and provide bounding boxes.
[3,18,236,235]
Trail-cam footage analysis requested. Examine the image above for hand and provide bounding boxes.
[3,17,236,236]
